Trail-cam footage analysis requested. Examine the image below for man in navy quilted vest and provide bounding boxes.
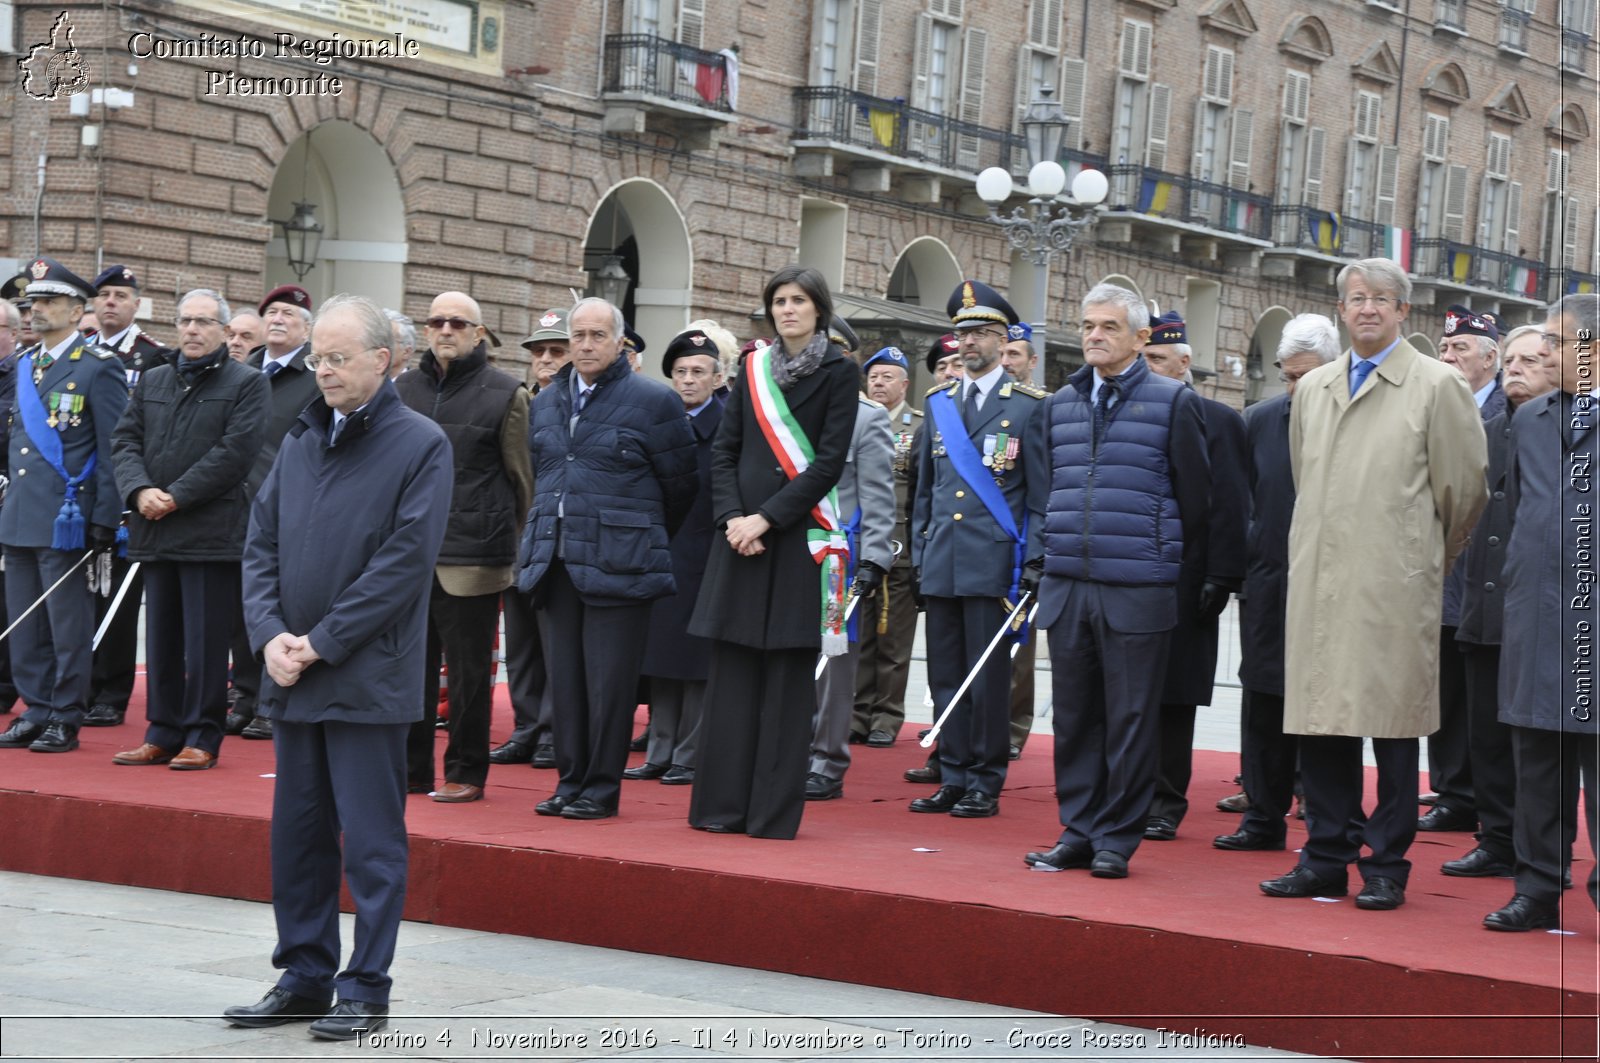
[1023,283,1211,879]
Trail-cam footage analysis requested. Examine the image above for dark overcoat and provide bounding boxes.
[242,381,452,725]
[1161,391,1248,705]
[244,344,321,499]
[641,394,724,681]
[1236,392,1295,696]
[111,348,268,561]
[1499,389,1599,734]
[689,346,860,650]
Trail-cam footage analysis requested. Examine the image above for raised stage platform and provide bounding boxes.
[1,691,1595,1062]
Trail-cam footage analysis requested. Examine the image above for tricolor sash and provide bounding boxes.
[748,349,850,655]
[16,351,97,550]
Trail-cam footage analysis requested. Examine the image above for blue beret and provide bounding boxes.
[861,346,910,374]
[1007,322,1032,343]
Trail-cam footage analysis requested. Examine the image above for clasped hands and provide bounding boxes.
[135,487,178,521]
[264,632,321,688]
[724,513,771,557]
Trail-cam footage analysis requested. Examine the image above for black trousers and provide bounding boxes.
[543,561,651,811]
[924,595,1013,797]
[89,552,142,711]
[142,560,237,755]
[1510,725,1599,906]
[406,580,500,790]
[270,720,408,1006]
[228,592,261,716]
[1237,688,1297,843]
[1147,703,1197,826]
[1046,581,1171,858]
[690,642,815,839]
[0,565,17,712]
[1427,626,1475,816]
[1461,644,1516,859]
[1297,734,1418,887]
[501,586,551,748]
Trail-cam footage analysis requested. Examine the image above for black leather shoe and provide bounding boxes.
[1090,850,1129,878]
[903,763,941,784]
[1025,842,1092,870]
[82,702,125,727]
[623,761,668,781]
[560,796,615,820]
[1355,875,1406,910]
[531,743,556,769]
[1442,846,1514,878]
[909,785,963,813]
[241,716,274,740]
[660,766,695,785]
[222,986,332,1028]
[628,732,648,752]
[535,794,571,817]
[308,999,388,1041]
[223,709,253,736]
[950,790,998,818]
[488,739,532,765]
[1216,792,1251,813]
[804,772,843,800]
[29,722,78,753]
[1008,744,1021,760]
[1417,805,1477,832]
[866,729,895,747]
[1213,829,1285,852]
[1260,865,1348,898]
[1484,893,1560,932]
[0,719,45,748]
[1144,816,1178,841]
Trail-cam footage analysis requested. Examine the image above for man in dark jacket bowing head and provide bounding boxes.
[227,293,451,1042]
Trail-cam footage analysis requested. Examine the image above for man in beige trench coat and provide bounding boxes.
[1262,258,1488,911]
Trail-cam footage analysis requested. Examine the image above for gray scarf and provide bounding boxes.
[770,333,829,392]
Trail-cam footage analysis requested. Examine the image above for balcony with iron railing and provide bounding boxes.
[792,86,1056,186]
[1098,164,1273,260]
[1434,0,1468,33]
[1412,237,1547,303]
[1499,7,1531,53]
[601,34,733,147]
[1260,206,1390,282]
[1550,267,1600,301]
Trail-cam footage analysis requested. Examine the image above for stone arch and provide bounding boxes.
[1245,305,1294,403]
[1421,61,1471,105]
[582,178,694,376]
[887,235,964,310]
[1549,102,1591,142]
[266,120,406,309]
[1278,14,1334,62]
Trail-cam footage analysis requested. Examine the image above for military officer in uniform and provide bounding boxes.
[927,332,963,384]
[1000,321,1044,760]
[908,281,1048,818]
[0,258,128,753]
[82,265,174,728]
[851,346,922,746]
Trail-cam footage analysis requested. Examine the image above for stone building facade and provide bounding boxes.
[2,0,1594,404]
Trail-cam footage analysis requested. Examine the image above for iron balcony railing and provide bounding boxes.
[1270,205,1388,259]
[1551,267,1600,300]
[1414,237,1546,298]
[1106,164,1273,241]
[603,34,732,112]
[793,85,1037,175]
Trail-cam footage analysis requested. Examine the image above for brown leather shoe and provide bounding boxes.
[169,747,217,770]
[432,782,484,803]
[113,743,176,766]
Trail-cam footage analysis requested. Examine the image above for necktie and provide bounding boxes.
[962,383,982,429]
[1092,380,1117,446]
[1350,358,1376,398]
[263,361,283,379]
[329,417,343,446]
[574,387,590,415]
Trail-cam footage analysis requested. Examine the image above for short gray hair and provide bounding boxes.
[1277,313,1340,364]
[1552,293,1600,336]
[317,294,394,360]
[383,308,416,354]
[1503,323,1544,350]
[1081,283,1150,333]
[570,297,625,338]
[1337,258,1412,306]
[0,300,19,330]
[177,288,230,324]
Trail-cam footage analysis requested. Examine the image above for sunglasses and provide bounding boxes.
[426,316,480,331]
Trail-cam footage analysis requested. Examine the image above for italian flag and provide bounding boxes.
[1382,226,1413,272]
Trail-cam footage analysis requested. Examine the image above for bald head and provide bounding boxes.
[425,290,486,367]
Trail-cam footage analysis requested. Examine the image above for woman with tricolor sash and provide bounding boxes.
[687,266,861,839]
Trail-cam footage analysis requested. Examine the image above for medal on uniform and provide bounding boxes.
[67,394,84,427]
[982,434,998,467]
[46,392,60,429]
[1004,435,1019,470]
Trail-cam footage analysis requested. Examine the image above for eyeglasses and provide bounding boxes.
[962,328,1005,343]
[1342,295,1398,310]
[426,316,481,331]
[305,350,368,370]
[176,316,221,328]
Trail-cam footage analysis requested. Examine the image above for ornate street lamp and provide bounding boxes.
[592,253,631,307]
[976,86,1106,386]
[277,200,323,281]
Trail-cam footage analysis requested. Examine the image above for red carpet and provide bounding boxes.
[2,688,1596,1062]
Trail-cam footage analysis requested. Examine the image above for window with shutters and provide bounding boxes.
[814,0,847,87]
[1435,0,1467,31]
[627,0,663,36]
[1479,134,1520,255]
[1275,72,1319,221]
[1543,147,1578,271]
[677,0,705,48]
[1109,20,1155,200]
[1560,0,1595,72]
[955,27,989,170]
[1499,0,1534,52]
[1028,0,1063,51]
[1415,116,1460,242]
[1015,47,1060,132]
[1193,47,1237,220]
